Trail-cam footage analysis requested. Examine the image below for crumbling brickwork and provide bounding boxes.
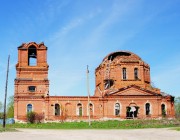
[14,42,175,122]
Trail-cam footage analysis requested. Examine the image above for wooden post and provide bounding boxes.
[3,55,10,128]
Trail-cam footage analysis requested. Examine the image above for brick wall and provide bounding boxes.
[14,44,175,122]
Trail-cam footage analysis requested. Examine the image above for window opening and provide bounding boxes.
[27,104,32,113]
[28,86,36,92]
[55,104,60,116]
[161,104,166,117]
[77,103,82,117]
[115,103,120,116]
[134,68,138,80]
[104,79,114,89]
[122,68,127,80]
[88,103,93,116]
[145,103,150,115]
[126,106,139,118]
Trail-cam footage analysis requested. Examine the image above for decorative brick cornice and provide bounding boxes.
[18,42,47,50]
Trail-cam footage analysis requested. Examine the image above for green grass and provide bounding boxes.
[5,119,180,130]
[172,127,180,131]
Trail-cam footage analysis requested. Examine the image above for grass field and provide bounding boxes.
[2,119,180,130]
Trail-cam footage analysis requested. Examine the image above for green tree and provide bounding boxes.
[6,96,14,118]
[175,96,180,118]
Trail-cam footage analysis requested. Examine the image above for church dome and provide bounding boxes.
[102,51,142,62]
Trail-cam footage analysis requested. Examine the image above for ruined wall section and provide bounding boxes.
[94,51,160,96]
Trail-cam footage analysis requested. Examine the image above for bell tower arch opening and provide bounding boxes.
[28,46,37,66]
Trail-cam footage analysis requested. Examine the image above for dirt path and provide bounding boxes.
[0,128,179,140]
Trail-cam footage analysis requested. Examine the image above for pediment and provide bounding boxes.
[116,88,152,96]
[108,85,159,96]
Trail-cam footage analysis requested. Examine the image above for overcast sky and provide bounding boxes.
[0,0,180,103]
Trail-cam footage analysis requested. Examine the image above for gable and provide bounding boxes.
[117,88,152,96]
[108,86,158,96]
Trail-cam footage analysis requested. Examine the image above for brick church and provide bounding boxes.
[14,42,175,122]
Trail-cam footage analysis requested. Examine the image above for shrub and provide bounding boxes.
[27,111,36,123]
[35,113,44,123]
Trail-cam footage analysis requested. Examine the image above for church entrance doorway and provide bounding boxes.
[126,103,139,119]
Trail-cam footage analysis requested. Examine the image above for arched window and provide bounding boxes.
[28,46,37,66]
[87,103,93,116]
[27,104,32,113]
[55,104,60,116]
[161,104,166,117]
[145,103,150,115]
[134,68,138,80]
[115,103,120,116]
[77,103,82,117]
[122,68,127,80]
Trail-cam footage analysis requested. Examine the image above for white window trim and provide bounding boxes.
[26,103,33,113]
[122,68,127,80]
[76,103,83,116]
[114,102,122,116]
[144,102,153,115]
[87,102,94,116]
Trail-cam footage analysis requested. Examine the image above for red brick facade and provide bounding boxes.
[14,42,175,122]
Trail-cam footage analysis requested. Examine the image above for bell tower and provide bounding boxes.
[14,42,49,97]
